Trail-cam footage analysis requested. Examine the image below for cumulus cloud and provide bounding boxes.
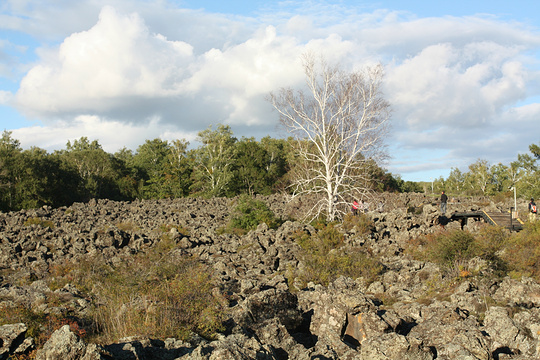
[183,26,304,126]
[387,41,530,124]
[15,6,194,116]
[383,24,540,177]
[13,6,306,135]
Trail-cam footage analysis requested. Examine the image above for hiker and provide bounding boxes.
[352,200,359,216]
[440,191,448,215]
[529,198,537,221]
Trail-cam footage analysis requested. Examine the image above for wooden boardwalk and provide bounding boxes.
[450,210,523,231]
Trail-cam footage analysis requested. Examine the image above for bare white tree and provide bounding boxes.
[269,53,391,221]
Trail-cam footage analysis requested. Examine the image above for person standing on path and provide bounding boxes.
[440,191,448,215]
[529,198,537,221]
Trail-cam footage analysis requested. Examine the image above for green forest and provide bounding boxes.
[423,143,540,201]
[1,125,539,212]
[0,126,408,212]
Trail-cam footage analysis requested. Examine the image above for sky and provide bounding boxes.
[1,0,539,182]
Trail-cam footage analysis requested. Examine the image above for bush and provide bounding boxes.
[408,229,477,267]
[23,217,55,228]
[473,225,508,260]
[502,221,540,280]
[297,224,342,255]
[342,213,374,234]
[407,227,511,278]
[227,195,279,232]
[0,303,88,349]
[292,224,383,287]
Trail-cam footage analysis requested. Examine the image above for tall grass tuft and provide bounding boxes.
[50,236,226,343]
[85,253,225,342]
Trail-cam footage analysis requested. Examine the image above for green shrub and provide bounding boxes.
[473,225,509,274]
[407,227,511,278]
[309,215,329,230]
[473,225,508,261]
[408,229,477,267]
[502,221,540,280]
[297,224,342,255]
[227,195,279,232]
[407,206,423,215]
[437,230,477,265]
[292,224,383,287]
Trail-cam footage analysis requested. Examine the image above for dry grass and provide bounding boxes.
[75,246,226,343]
[3,234,228,347]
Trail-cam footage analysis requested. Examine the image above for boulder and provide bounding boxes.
[0,323,31,359]
[493,277,540,307]
[35,325,108,360]
[406,303,491,360]
[483,306,539,358]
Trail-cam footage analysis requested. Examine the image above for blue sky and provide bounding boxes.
[1,0,540,182]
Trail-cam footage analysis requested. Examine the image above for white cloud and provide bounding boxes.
[185,26,302,95]
[182,25,305,126]
[15,6,194,118]
[11,114,198,153]
[386,41,532,130]
[0,90,12,104]
[12,7,308,135]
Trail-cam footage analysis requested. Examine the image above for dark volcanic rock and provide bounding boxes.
[1,194,538,359]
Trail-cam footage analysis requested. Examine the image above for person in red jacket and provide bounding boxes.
[352,200,359,216]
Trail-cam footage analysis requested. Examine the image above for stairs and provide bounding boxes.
[450,211,523,231]
[483,211,523,231]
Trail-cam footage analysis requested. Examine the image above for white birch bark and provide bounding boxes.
[269,53,391,221]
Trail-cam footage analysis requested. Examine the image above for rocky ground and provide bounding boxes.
[1,193,539,360]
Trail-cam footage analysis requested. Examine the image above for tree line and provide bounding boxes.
[0,127,411,212]
[8,124,534,214]
[425,143,540,200]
